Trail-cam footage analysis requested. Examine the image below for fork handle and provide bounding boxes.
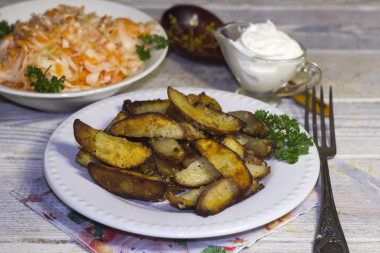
[313,158,350,253]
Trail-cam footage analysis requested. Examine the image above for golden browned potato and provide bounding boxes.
[229,110,268,138]
[104,111,129,133]
[198,92,222,111]
[74,119,152,169]
[186,92,222,111]
[220,135,246,158]
[245,154,271,180]
[165,187,205,210]
[109,112,185,139]
[75,149,101,168]
[154,157,181,178]
[174,157,221,187]
[235,133,277,158]
[240,179,265,200]
[149,138,186,164]
[88,163,167,201]
[195,178,240,216]
[192,138,252,193]
[179,122,206,141]
[123,99,170,115]
[168,87,245,134]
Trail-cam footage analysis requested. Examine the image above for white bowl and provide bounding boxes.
[0,0,168,112]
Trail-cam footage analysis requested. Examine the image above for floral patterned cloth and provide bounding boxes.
[11,177,318,253]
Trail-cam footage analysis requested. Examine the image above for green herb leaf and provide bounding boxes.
[0,20,15,39]
[255,109,313,164]
[26,65,65,93]
[136,34,170,61]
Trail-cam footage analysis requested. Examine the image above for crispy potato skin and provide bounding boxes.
[123,99,170,115]
[74,119,152,169]
[88,163,167,201]
[229,110,268,138]
[109,112,185,139]
[168,87,245,134]
[236,133,277,158]
[192,139,252,193]
[75,149,101,168]
[149,138,185,164]
[174,157,221,187]
[195,178,240,217]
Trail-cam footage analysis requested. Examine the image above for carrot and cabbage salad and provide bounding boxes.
[0,5,158,92]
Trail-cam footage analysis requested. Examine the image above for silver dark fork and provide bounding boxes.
[304,86,349,253]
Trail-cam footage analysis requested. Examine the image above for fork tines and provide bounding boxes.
[304,86,336,158]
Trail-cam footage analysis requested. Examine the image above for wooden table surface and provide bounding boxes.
[1,0,379,252]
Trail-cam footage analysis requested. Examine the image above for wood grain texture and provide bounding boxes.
[1,0,379,252]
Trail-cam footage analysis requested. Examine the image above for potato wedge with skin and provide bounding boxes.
[235,133,277,158]
[166,187,205,210]
[195,178,240,217]
[240,179,265,200]
[154,157,181,178]
[104,111,129,133]
[76,149,102,168]
[186,92,222,111]
[179,122,206,141]
[149,138,186,164]
[88,163,167,201]
[74,119,152,169]
[123,99,170,115]
[229,110,268,138]
[192,139,252,193]
[220,135,246,158]
[174,157,221,187]
[109,112,185,139]
[168,87,245,134]
[245,155,271,180]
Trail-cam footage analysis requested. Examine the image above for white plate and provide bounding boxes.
[43,87,320,239]
[0,0,167,112]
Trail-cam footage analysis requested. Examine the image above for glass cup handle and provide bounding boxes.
[276,61,322,97]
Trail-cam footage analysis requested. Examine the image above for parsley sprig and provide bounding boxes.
[0,20,15,39]
[136,34,170,61]
[26,65,65,93]
[255,110,313,164]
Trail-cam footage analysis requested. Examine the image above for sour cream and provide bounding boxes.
[232,20,303,60]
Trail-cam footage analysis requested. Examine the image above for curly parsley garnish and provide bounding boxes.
[26,65,65,93]
[255,109,313,164]
[0,20,15,39]
[136,34,170,61]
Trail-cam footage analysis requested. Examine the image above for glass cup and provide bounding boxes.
[213,22,321,98]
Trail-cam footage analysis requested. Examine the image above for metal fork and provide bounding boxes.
[304,86,350,253]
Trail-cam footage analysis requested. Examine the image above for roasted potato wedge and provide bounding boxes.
[123,99,170,115]
[104,111,129,133]
[109,112,185,139]
[88,162,167,201]
[229,110,268,138]
[149,138,185,164]
[245,155,271,180]
[192,138,252,193]
[168,87,245,134]
[186,92,222,111]
[75,149,102,168]
[74,119,152,169]
[179,122,206,141]
[220,135,246,158]
[195,178,240,217]
[166,187,205,210]
[236,133,277,158]
[240,179,265,200]
[174,157,221,187]
[154,157,181,178]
